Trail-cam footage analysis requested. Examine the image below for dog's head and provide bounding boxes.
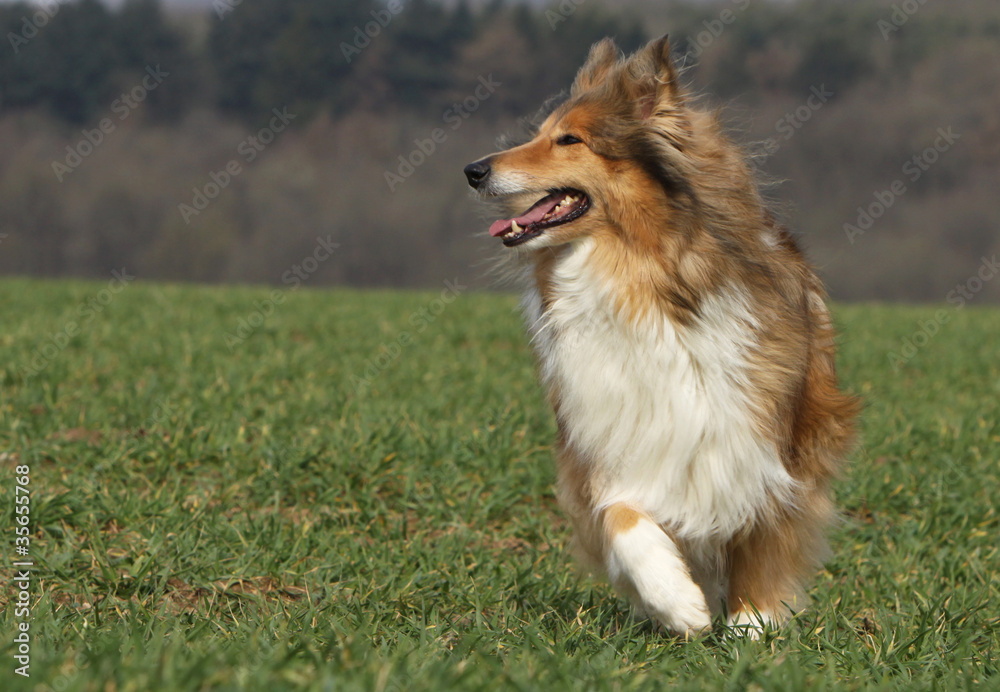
[464,34,695,250]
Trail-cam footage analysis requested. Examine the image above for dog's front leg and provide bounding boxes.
[603,505,712,637]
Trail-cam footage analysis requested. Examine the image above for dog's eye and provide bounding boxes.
[556,134,583,146]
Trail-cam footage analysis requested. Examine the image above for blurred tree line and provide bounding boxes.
[0,0,193,122]
[0,0,645,124]
[0,0,997,302]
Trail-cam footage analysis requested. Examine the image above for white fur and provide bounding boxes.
[607,518,711,635]
[522,238,799,622]
[727,608,782,640]
[484,172,536,196]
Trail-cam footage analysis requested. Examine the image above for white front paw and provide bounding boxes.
[639,578,712,637]
[607,518,712,637]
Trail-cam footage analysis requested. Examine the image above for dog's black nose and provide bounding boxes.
[464,160,491,188]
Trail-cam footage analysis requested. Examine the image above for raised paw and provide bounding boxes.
[605,511,712,638]
[639,573,712,638]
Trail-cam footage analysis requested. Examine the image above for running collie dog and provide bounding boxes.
[463,35,858,637]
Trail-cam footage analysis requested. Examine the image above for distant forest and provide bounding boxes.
[0,0,998,302]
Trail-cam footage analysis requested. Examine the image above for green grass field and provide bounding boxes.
[2,277,999,691]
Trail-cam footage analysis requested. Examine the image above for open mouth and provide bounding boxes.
[488,189,590,247]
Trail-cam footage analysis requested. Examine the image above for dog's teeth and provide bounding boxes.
[511,220,522,232]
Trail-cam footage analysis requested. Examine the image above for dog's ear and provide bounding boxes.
[571,38,618,95]
[634,34,681,119]
[650,34,680,98]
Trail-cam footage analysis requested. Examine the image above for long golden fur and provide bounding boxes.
[464,35,858,636]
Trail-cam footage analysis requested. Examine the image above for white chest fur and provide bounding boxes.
[522,239,797,543]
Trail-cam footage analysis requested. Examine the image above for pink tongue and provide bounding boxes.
[488,193,564,237]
